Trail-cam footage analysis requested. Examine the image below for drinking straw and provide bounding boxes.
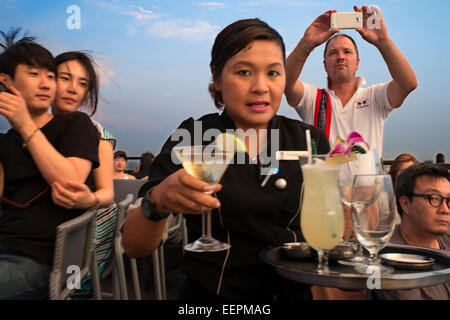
[311,139,317,155]
[306,129,312,164]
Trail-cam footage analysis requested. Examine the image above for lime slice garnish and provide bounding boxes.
[215,133,247,153]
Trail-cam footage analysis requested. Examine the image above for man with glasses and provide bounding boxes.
[374,163,449,300]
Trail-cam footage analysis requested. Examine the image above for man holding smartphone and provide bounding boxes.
[285,5,417,300]
[285,5,417,156]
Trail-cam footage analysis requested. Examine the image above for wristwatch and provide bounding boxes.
[141,189,170,221]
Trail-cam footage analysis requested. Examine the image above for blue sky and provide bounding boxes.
[1,0,449,163]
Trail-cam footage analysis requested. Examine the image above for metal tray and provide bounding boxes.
[260,243,450,290]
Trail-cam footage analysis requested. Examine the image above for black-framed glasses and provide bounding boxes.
[408,193,450,208]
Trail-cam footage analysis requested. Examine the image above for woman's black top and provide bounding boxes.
[139,110,330,299]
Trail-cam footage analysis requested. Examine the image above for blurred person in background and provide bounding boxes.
[132,151,155,180]
[113,150,136,180]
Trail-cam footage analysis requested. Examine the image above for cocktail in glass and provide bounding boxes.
[173,145,234,252]
[300,155,345,273]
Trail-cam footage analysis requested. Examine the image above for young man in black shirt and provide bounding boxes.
[0,30,99,299]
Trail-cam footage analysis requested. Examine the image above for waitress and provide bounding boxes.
[122,18,330,300]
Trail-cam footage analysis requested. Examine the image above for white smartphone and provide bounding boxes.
[330,12,363,29]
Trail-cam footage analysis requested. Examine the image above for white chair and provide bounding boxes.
[112,180,146,299]
[100,194,135,299]
[49,209,100,300]
[152,213,187,300]
[113,179,186,300]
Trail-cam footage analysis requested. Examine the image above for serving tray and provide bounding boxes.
[260,243,450,290]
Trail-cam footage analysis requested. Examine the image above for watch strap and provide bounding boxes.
[141,188,170,221]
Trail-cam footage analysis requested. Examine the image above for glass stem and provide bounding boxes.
[369,252,378,264]
[201,208,212,237]
[356,244,364,257]
[317,250,330,273]
[317,250,324,270]
[354,209,364,257]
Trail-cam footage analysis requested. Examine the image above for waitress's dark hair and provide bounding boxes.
[208,18,285,109]
[55,51,99,116]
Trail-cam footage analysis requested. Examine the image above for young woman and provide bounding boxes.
[50,51,118,285]
[122,19,330,300]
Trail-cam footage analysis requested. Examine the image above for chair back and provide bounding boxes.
[100,194,134,299]
[113,179,146,204]
[49,210,96,300]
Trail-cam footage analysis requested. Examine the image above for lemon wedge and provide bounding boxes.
[215,132,247,153]
[326,153,357,166]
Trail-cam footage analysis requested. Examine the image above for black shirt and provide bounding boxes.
[0,112,99,265]
[140,110,330,299]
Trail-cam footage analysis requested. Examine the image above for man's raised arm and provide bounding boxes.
[354,5,417,108]
[285,10,338,107]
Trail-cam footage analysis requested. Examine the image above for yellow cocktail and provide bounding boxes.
[300,155,344,272]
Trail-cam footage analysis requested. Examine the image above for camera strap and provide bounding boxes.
[314,88,331,139]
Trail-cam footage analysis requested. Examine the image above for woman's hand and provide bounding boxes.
[151,169,222,214]
[51,180,97,210]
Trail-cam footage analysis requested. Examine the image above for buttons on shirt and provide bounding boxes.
[275,178,287,190]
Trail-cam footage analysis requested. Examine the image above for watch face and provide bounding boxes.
[141,198,151,218]
[141,196,169,221]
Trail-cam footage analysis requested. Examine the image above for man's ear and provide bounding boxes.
[399,195,410,216]
[0,73,13,86]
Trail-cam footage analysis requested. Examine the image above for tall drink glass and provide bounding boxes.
[300,155,345,273]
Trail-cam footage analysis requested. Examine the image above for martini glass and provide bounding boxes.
[173,145,234,252]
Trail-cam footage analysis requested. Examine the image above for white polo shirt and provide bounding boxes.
[294,77,392,156]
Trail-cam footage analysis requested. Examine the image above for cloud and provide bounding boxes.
[89,0,219,41]
[244,1,262,6]
[240,0,323,7]
[127,5,163,21]
[193,2,227,9]
[145,19,220,40]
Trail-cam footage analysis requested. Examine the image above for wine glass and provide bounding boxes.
[352,174,396,275]
[299,155,345,274]
[338,149,380,266]
[173,145,234,252]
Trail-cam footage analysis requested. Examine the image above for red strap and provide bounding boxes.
[313,89,332,139]
[0,185,49,208]
[324,90,332,139]
[314,88,322,127]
